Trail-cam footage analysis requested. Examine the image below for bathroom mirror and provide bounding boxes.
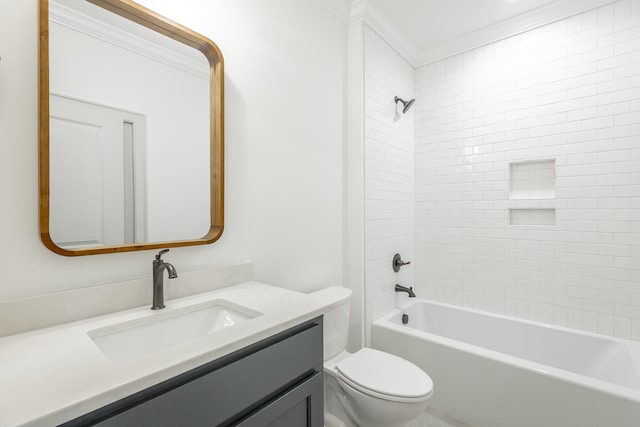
[39,0,224,256]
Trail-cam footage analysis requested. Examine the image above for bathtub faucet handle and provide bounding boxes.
[392,253,411,272]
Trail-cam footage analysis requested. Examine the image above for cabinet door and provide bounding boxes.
[236,372,323,427]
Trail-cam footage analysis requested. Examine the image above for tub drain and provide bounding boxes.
[402,314,409,324]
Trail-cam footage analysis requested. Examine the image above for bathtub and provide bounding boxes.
[372,299,640,427]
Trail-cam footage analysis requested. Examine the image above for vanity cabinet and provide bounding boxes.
[62,317,323,427]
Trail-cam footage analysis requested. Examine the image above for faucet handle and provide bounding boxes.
[392,253,411,272]
[155,249,170,260]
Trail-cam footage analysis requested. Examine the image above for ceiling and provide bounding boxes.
[358,0,614,65]
[366,0,560,51]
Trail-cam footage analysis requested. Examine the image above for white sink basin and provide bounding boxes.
[88,300,261,363]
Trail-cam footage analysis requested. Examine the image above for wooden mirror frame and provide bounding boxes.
[39,0,224,256]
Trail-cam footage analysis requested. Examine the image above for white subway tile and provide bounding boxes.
[615,63,640,79]
[583,92,615,108]
[615,315,632,338]
[599,3,616,24]
[615,111,640,125]
[413,6,640,341]
[614,13,640,31]
[597,126,631,139]
[598,101,630,116]
[584,299,614,313]
[598,313,615,335]
[615,0,633,19]
[584,311,599,332]
[599,29,631,48]
[568,84,599,99]
[598,53,630,71]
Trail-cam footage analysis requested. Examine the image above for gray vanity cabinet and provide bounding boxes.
[61,317,323,427]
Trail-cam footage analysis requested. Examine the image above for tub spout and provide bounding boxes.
[395,284,416,298]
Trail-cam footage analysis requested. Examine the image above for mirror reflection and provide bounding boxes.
[40,0,224,255]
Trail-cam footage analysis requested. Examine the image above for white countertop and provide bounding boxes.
[0,282,350,427]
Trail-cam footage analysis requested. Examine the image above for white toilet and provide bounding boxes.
[323,291,433,427]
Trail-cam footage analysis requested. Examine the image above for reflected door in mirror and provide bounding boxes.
[49,95,147,248]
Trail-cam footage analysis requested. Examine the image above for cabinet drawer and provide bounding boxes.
[236,371,322,427]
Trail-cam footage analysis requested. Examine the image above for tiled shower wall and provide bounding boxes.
[364,26,415,343]
[415,0,640,339]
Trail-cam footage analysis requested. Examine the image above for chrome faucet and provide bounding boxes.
[395,284,416,298]
[151,249,178,310]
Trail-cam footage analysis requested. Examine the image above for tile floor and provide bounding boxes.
[407,407,473,427]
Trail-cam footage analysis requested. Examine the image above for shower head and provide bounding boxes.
[395,96,415,114]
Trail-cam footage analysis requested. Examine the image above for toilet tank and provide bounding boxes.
[323,291,352,360]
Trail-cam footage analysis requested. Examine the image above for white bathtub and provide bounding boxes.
[372,299,640,427]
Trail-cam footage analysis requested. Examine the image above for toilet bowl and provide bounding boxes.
[323,290,433,427]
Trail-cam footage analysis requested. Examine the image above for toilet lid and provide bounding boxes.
[335,348,433,403]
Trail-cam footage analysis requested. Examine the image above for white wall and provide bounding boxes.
[0,0,347,300]
[363,27,415,343]
[415,0,640,340]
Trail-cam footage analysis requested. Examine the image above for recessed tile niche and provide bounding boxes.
[508,159,556,227]
[509,159,555,200]
[509,208,556,227]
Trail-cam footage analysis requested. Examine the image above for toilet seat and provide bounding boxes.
[335,348,433,403]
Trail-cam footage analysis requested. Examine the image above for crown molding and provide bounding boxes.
[415,0,617,67]
[349,0,367,23]
[48,1,209,80]
[352,0,617,69]
[313,0,352,24]
[349,0,417,66]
